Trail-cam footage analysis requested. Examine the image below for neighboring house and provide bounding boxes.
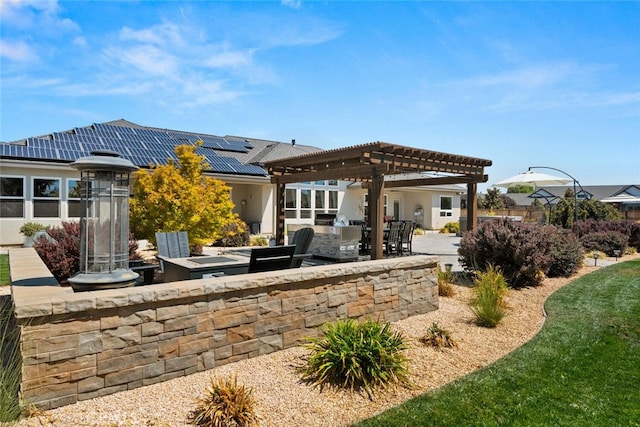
[0,119,466,245]
[498,185,640,221]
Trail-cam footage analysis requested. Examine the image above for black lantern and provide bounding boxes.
[68,150,139,291]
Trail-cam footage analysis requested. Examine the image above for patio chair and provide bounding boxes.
[155,231,204,272]
[400,221,415,255]
[383,221,404,255]
[289,227,315,268]
[248,245,296,273]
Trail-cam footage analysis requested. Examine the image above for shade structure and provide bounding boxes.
[494,171,572,188]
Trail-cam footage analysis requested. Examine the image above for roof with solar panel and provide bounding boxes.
[0,119,324,177]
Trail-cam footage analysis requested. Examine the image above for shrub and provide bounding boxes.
[33,221,140,284]
[458,219,553,288]
[440,222,460,234]
[577,219,640,251]
[0,298,22,422]
[33,222,80,284]
[414,228,425,236]
[19,222,48,237]
[249,236,268,247]
[211,220,250,247]
[300,318,409,399]
[547,228,583,277]
[437,268,456,297]
[470,265,508,328]
[580,231,628,257]
[420,322,457,348]
[188,375,258,427]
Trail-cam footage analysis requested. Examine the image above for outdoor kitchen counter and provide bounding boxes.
[288,224,361,262]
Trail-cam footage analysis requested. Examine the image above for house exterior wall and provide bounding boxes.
[0,162,82,245]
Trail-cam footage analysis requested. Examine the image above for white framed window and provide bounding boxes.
[285,188,297,219]
[315,189,326,217]
[33,177,61,218]
[300,188,312,219]
[67,178,82,218]
[440,196,453,217]
[328,190,338,213]
[0,176,25,218]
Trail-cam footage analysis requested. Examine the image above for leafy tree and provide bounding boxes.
[550,189,576,229]
[506,184,534,194]
[481,188,505,210]
[130,144,242,246]
[579,199,622,221]
[500,194,516,209]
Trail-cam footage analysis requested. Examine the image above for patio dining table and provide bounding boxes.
[162,254,250,282]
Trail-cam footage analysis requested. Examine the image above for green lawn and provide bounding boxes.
[355,259,640,427]
[0,254,9,286]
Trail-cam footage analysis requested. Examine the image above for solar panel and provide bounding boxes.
[1,122,267,176]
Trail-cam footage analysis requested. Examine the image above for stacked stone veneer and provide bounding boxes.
[9,248,438,410]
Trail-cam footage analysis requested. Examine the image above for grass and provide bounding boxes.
[0,296,22,422]
[355,259,640,426]
[0,254,9,286]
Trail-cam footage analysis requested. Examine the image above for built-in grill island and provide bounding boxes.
[288,222,361,262]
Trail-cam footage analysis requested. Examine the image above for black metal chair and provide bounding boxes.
[400,221,415,255]
[289,227,315,268]
[383,221,404,255]
[248,245,296,273]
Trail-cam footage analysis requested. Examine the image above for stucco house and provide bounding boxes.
[0,119,466,245]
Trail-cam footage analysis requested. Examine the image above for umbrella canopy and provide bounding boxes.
[494,171,572,188]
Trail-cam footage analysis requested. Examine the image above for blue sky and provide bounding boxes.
[1,1,639,191]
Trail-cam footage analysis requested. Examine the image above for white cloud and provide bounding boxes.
[204,50,254,69]
[119,22,184,47]
[282,0,302,10]
[0,39,37,61]
[103,45,180,77]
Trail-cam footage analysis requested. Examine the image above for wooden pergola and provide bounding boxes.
[263,142,492,260]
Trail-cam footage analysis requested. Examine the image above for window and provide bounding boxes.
[314,180,325,185]
[328,180,338,186]
[67,179,82,218]
[300,189,312,219]
[285,188,297,219]
[328,190,338,213]
[33,178,60,218]
[0,176,25,218]
[315,189,326,217]
[440,196,453,217]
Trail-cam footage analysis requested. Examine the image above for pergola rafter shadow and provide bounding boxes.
[263,141,492,260]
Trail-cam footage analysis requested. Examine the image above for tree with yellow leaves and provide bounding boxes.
[130,144,245,247]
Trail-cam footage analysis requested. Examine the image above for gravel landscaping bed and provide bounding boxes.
[14,261,622,427]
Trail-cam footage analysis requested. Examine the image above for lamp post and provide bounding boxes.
[528,166,585,233]
[68,150,139,291]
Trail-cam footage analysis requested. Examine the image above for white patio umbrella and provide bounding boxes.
[494,170,572,188]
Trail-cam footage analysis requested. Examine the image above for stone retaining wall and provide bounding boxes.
[9,248,438,410]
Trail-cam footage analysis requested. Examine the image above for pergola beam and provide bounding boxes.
[263,141,492,260]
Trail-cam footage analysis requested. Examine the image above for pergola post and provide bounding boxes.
[275,182,286,245]
[370,172,385,260]
[466,182,478,231]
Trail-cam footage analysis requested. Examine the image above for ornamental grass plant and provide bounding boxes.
[0,297,22,422]
[187,374,258,427]
[300,318,410,399]
[420,322,457,349]
[470,265,508,328]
